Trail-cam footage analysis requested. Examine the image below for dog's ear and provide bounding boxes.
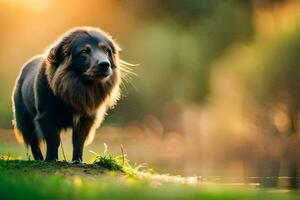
[47,42,65,67]
[47,36,72,67]
[109,40,121,54]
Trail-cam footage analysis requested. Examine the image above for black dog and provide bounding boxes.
[12,27,128,162]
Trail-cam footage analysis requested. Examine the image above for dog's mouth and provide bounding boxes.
[83,70,112,81]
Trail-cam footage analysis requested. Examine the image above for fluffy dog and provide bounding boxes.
[12,27,130,162]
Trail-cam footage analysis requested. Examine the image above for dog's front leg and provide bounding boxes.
[72,116,94,162]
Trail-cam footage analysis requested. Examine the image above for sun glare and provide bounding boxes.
[3,0,53,12]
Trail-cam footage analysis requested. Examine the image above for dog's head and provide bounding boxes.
[47,27,121,83]
[45,27,125,113]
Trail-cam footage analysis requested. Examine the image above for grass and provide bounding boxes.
[0,152,300,200]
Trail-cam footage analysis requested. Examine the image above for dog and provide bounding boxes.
[12,27,131,162]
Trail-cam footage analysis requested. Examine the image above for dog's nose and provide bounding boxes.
[96,60,110,72]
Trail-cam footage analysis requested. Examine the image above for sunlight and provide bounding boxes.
[2,0,53,12]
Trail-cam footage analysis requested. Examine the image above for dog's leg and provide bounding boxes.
[30,140,44,161]
[35,116,60,162]
[72,116,94,162]
[15,114,43,161]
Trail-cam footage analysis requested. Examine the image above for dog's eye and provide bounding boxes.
[80,48,90,55]
[103,47,110,55]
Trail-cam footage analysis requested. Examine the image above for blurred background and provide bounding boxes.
[1,0,300,188]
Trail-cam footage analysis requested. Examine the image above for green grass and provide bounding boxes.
[0,154,299,200]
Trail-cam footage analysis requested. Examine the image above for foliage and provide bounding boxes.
[91,152,124,172]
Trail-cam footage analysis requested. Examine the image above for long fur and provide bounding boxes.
[45,58,121,116]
